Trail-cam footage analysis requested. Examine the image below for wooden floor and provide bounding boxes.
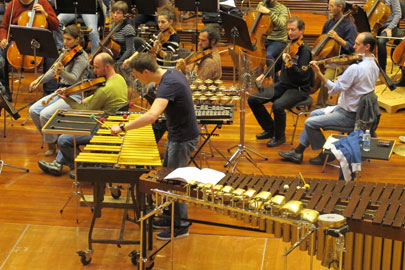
[0,67,404,270]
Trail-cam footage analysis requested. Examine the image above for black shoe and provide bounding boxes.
[266,136,286,147]
[156,227,189,240]
[69,170,75,179]
[278,149,303,164]
[309,152,336,165]
[38,160,63,176]
[256,130,273,140]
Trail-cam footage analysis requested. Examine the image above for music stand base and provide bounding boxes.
[0,160,29,173]
[224,144,268,174]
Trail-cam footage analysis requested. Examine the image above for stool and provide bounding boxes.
[289,96,313,144]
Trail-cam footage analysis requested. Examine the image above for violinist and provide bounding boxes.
[176,24,222,81]
[132,5,180,68]
[256,0,289,80]
[315,0,357,107]
[0,0,59,101]
[248,17,313,148]
[279,32,379,165]
[375,0,402,72]
[38,53,128,179]
[28,24,89,156]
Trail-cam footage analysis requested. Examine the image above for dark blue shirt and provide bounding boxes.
[322,17,357,55]
[156,69,199,142]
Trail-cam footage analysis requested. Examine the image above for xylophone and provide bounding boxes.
[141,171,405,270]
[75,114,161,266]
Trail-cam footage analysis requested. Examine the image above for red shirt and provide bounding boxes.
[0,0,59,40]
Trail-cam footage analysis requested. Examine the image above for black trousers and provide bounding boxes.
[248,83,308,139]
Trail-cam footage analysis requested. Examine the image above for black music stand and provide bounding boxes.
[0,91,28,174]
[175,0,219,50]
[55,0,97,25]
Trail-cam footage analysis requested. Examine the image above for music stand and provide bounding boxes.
[175,0,219,50]
[55,0,97,25]
[220,11,254,85]
[0,91,28,174]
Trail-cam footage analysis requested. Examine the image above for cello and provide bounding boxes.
[364,0,390,36]
[6,0,47,70]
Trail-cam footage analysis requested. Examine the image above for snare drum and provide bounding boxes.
[318,214,346,229]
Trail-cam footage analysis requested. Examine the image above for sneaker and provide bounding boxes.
[156,227,189,241]
[69,170,75,179]
[38,160,63,176]
[152,217,170,229]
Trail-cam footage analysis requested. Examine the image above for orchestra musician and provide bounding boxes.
[131,4,180,68]
[314,0,357,107]
[279,32,379,165]
[248,17,313,148]
[375,0,402,72]
[29,24,89,156]
[37,53,128,179]
[256,0,289,80]
[133,0,171,28]
[110,53,199,241]
[0,0,59,101]
[176,23,222,81]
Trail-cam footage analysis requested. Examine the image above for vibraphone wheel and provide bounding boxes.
[129,250,140,266]
[111,187,121,199]
[77,250,92,266]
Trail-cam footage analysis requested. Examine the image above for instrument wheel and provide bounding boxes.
[77,251,92,266]
[111,188,121,199]
[129,250,139,266]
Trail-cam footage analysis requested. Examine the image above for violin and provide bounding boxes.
[7,0,48,70]
[41,77,106,106]
[284,38,304,68]
[301,54,363,70]
[158,26,175,45]
[364,0,390,36]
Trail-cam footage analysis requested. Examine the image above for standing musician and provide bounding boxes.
[131,5,180,68]
[176,24,222,81]
[248,17,313,148]
[375,0,402,72]
[257,0,288,80]
[314,0,357,107]
[37,53,128,179]
[28,24,89,156]
[0,0,59,101]
[110,53,199,241]
[279,32,379,165]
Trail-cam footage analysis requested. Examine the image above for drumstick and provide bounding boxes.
[299,172,310,190]
[90,114,124,136]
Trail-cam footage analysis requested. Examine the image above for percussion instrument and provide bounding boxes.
[141,172,405,270]
[190,80,240,105]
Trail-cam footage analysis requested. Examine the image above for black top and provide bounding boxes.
[156,69,200,142]
[279,40,313,92]
[322,17,357,55]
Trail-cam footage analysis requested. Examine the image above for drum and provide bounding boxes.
[318,214,346,229]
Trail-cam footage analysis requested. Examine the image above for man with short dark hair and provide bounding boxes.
[111,53,199,240]
[279,32,379,165]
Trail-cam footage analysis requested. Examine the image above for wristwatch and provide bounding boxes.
[119,123,126,132]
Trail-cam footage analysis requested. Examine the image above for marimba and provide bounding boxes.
[75,114,161,267]
[142,171,405,270]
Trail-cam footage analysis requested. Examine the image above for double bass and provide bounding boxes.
[6,0,48,70]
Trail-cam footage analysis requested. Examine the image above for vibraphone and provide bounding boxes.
[141,172,405,270]
[75,114,162,267]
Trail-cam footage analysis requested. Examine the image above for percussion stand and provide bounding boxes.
[224,73,268,174]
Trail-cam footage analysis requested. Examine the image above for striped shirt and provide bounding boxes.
[112,22,136,63]
[157,32,180,68]
[257,1,288,42]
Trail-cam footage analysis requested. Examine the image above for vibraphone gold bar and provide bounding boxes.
[141,172,405,270]
[76,114,161,267]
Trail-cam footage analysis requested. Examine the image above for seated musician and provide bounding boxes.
[248,17,313,148]
[29,24,89,156]
[314,0,357,107]
[37,52,128,179]
[110,53,199,241]
[0,0,59,101]
[256,0,288,80]
[131,5,180,68]
[376,0,402,73]
[176,23,222,82]
[279,32,379,165]
[53,4,100,53]
[133,0,171,28]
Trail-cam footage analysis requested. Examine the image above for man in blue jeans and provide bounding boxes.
[110,53,200,240]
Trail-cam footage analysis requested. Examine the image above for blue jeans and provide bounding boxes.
[265,39,287,76]
[56,132,95,169]
[29,94,81,144]
[163,137,199,227]
[299,106,356,150]
[54,13,99,52]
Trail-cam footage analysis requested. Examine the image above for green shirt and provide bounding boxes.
[65,74,128,115]
[257,1,288,42]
